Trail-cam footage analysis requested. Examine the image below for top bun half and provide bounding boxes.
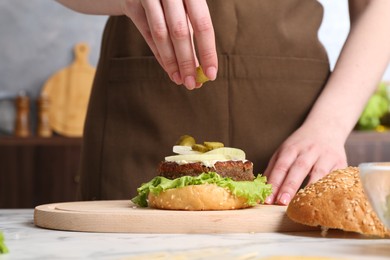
[287,167,390,237]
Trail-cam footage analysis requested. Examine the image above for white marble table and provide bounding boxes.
[1,209,390,260]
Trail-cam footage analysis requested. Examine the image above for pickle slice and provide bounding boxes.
[195,66,209,84]
[191,144,209,153]
[204,141,224,150]
[176,135,196,146]
[204,147,246,160]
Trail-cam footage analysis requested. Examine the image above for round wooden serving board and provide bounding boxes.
[41,42,95,137]
[34,200,317,233]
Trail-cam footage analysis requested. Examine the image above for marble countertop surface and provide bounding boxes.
[1,209,390,260]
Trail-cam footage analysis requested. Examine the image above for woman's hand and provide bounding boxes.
[122,0,218,90]
[264,0,390,206]
[263,125,348,205]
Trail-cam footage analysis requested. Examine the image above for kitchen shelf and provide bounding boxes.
[345,130,390,166]
[0,136,82,208]
[0,136,82,146]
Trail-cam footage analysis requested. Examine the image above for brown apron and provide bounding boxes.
[78,0,330,200]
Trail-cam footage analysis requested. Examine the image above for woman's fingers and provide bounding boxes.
[123,1,179,82]
[123,1,166,70]
[129,0,216,89]
[306,154,347,186]
[264,145,298,205]
[264,134,348,206]
[272,151,318,205]
[141,0,183,85]
[185,0,218,81]
[162,0,197,89]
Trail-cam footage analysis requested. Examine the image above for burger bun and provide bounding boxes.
[148,184,251,211]
[286,167,390,237]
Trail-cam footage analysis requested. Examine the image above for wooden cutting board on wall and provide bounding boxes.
[41,43,96,137]
[34,200,317,233]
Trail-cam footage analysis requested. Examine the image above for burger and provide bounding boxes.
[286,167,390,237]
[131,135,272,210]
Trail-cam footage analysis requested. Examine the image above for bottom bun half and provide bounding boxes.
[148,184,251,210]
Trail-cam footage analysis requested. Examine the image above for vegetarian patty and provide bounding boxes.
[157,160,254,181]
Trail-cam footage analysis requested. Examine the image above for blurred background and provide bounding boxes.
[0,0,389,135]
[0,0,107,135]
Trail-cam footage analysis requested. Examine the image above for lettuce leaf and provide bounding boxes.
[0,231,9,254]
[131,172,272,208]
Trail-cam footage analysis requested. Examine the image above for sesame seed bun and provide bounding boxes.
[147,184,251,211]
[286,167,390,237]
